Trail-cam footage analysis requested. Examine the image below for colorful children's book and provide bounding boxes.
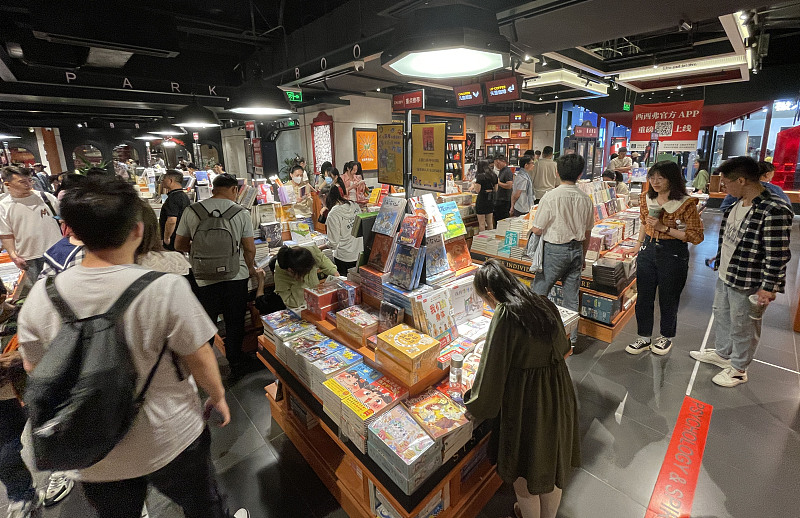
[437,201,467,240]
[332,363,385,394]
[262,309,300,330]
[444,236,471,271]
[311,348,363,376]
[351,376,408,414]
[441,275,483,325]
[390,243,421,291]
[416,288,457,346]
[425,234,452,279]
[397,215,427,248]
[405,389,470,439]
[368,233,398,273]
[296,339,345,363]
[408,194,446,237]
[368,406,436,464]
[409,245,427,290]
[372,196,407,236]
[376,324,440,372]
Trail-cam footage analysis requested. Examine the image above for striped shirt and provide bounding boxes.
[713,188,793,293]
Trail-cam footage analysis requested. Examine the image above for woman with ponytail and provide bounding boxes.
[464,259,579,518]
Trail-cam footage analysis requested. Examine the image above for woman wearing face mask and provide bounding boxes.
[290,165,314,217]
[268,245,339,310]
[315,161,333,191]
[626,161,704,356]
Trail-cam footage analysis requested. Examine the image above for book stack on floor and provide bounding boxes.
[367,405,443,495]
[340,375,408,453]
[374,324,441,387]
[288,392,318,430]
[405,389,473,463]
[336,306,379,347]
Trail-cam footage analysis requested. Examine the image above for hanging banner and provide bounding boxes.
[377,124,405,187]
[630,100,704,153]
[353,128,378,172]
[411,123,446,192]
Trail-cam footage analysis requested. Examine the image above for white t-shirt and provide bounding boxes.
[18,265,217,482]
[719,200,749,280]
[609,156,633,172]
[0,192,62,260]
[326,202,363,262]
[532,184,595,244]
[176,198,254,287]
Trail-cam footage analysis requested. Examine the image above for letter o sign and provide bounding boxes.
[320,57,327,71]
[295,68,300,79]
[353,44,361,59]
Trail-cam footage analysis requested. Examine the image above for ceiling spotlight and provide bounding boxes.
[677,84,682,90]
[738,11,749,20]
[523,54,533,63]
[554,94,559,99]
[679,20,692,31]
[228,84,293,116]
[539,96,543,101]
[376,88,381,92]
[77,123,82,128]
[541,56,548,67]
[612,82,619,90]
[28,127,34,133]
[148,117,187,136]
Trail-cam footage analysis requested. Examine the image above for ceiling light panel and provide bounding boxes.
[387,47,505,79]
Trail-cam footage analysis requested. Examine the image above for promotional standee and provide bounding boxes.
[411,123,447,193]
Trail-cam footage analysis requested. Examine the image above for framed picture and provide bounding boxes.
[353,128,378,173]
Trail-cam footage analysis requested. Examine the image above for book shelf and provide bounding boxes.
[256,334,503,518]
[483,115,532,159]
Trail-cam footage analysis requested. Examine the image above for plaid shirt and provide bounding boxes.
[714,188,793,293]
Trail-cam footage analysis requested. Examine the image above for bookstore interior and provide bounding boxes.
[1,1,800,517]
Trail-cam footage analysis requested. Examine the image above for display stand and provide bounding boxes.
[256,332,503,518]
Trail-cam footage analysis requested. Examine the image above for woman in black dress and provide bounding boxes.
[472,159,498,231]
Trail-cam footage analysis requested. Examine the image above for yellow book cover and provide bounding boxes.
[342,395,375,421]
[322,378,350,399]
[377,324,439,372]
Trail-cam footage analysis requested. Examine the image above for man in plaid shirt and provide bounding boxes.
[690,156,793,387]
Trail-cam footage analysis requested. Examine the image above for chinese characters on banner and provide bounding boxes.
[411,123,446,193]
[377,124,405,187]
[630,100,704,153]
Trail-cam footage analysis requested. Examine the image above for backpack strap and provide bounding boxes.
[189,203,213,222]
[45,276,78,322]
[220,205,245,220]
[133,340,170,408]
[105,271,167,318]
[40,191,59,218]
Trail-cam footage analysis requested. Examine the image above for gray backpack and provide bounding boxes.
[189,203,245,281]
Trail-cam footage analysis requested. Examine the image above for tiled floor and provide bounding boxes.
[4,210,799,518]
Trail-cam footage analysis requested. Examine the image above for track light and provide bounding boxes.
[554,94,559,99]
[541,56,548,67]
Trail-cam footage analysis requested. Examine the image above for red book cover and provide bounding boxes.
[445,236,471,272]
[397,215,427,248]
[368,233,397,273]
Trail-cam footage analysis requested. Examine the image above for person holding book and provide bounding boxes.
[464,259,579,518]
[325,186,363,276]
[270,245,339,309]
[290,165,314,218]
[472,160,498,231]
[342,161,367,205]
[626,161,704,356]
[315,161,333,191]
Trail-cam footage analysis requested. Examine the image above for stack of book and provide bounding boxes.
[358,265,391,300]
[469,231,499,256]
[367,405,442,496]
[557,306,580,340]
[261,309,299,343]
[456,315,493,343]
[282,330,330,374]
[320,362,383,427]
[592,257,627,295]
[367,196,407,273]
[425,234,453,285]
[405,389,473,463]
[308,347,363,396]
[410,287,458,347]
[336,306,379,347]
[336,280,361,307]
[303,282,341,320]
[374,324,441,387]
[290,338,346,388]
[340,376,407,453]
[288,392,318,430]
[382,284,434,315]
[436,336,476,369]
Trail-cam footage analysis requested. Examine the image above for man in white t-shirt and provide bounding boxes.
[175,173,258,379]
[530,154,595,346]
[532,146,559,202]
[0,166,63,280]
[609,147,633,175]
[511,155,536,216]
[17,177,249,518]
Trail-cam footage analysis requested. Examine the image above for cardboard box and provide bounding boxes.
[376,324,440,372]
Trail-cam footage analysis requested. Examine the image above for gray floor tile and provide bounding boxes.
[210,393,269,473]
[557,468,647,517]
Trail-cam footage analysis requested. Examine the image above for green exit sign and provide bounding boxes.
[287,119,297,127]
[286,91,303,103]
[623,101,632,112]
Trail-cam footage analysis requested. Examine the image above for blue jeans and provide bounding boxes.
[532,240,583,343]
[712,278,761,371]
[0,399,35,504]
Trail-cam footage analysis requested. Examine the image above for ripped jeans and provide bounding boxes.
[634,236,689,339]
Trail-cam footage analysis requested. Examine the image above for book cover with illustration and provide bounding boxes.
[390,243,421,291]
[425,234,452,278]
[274,320,317,340]
[332,363,385,394]
[261,309,300,330]
[368,232,398,273]
[408,194,446,237]
[397,215,427,248]
[372,196,407,236]
[444,236,471,271]
[296,339,345,363]
[379,301,405,333]
[417,288,457,345]
[443,275,483,325]
[311,348,363,376]
[288,331,331,354]
[377,324,440,372]
[437,201,467,240]
[409,245,426,291]
[261,221,283,248]
[368,406,437,465]
[405,389,469,439]
[351,376,408,414]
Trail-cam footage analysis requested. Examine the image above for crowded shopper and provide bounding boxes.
[719,160,791,210]
[609,147,633,175]
[32,163,52,193]
[511,156,536,217]
[530,154,595,346]
[137,200,191,276]
[493,155,514,223]
[290,164,314,218]
[472,159,498,231]
[17,176,249,518]
[602,170,630,196]
[626,161,704,356]
[0,166,63,281]
[39,174,88,279]
[324,185,362,276]
[690,156,793,387]
[532,146,559,203]
[270,245,339,310]
[175,173,260,379]
[691,159,710,193]
[465,259,579,518]
[159,169,191,251]
[315,161,333,191]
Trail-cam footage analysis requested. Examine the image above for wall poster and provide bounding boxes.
[377,123,405,187]
[411,123,446,192]
[353,128,378,173]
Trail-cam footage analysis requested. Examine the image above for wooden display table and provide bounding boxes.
[256,334,503,518]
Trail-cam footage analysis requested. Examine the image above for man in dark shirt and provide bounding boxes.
[159,170,191,250]
[493,155,514,223]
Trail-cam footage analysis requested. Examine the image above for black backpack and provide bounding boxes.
[25,271,169,471]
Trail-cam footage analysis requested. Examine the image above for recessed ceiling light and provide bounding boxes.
[677,85,682,90]
[539,97,543,101]
[554,94,559,99]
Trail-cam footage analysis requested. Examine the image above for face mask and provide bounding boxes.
[292,176,302,184]
[325,176,333,185]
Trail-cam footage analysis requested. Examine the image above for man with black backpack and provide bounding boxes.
[175,173,259,379]
[17,177,249,518]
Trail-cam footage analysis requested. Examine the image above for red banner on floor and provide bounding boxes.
[645,396,713,518]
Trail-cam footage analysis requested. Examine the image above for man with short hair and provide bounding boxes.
[609,147,633,175]
[534,149,542,162]
[532,146,559,203]
[530,154,595,346]
[0,166,63,281]
[493,155,514,223]
[690,156,792,387]
[175,174,258,378]
[511,156,536,217]
[17,176,249,518]
[32,163,52,193]
[160,170,191,251]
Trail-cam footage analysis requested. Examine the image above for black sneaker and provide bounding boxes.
[625,337,651,355]
[651,337,673,355]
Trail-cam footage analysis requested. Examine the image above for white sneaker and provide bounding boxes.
[625,337,651,355]
[690,349,732,369]
[233,509,250,518]
[43,473,74,507]
[7,496,41,518]
[712,366,748,387]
